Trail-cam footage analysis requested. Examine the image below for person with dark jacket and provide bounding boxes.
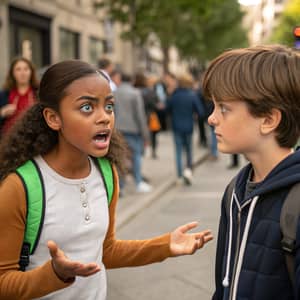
[228,153,240,169]
[202,45,300,300]
[167,73,204,185]
[134,72,160,159]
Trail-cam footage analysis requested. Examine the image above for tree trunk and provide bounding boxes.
[162,46,169,73]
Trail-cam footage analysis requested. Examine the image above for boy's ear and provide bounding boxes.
[43,108,62,131]
[260,108,281,135]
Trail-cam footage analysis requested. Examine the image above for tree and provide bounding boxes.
[271,0,300,47]
[94,0,247,71]
[175,0,247,65]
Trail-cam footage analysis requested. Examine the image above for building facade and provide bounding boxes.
[0,0,142,84]
[241,0,288,45]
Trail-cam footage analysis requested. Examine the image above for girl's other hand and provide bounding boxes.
[1,104,17,118]
[47,240,101,282]
[170,222,213,256]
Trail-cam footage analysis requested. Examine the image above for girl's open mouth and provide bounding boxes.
[93,131,110,149]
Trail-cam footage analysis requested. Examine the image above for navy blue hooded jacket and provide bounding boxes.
[213,150,300,300]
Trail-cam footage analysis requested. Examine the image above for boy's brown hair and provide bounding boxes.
[202,45,300,148]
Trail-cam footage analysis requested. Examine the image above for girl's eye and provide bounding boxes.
[105,103,114,112]
[80,103,93,113]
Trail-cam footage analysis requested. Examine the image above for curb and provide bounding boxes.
[116,151,210,229]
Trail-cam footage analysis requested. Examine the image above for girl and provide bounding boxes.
[0,60,213,300]
[0,57,39,134]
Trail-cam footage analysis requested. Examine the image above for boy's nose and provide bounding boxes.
[208,113,216,126]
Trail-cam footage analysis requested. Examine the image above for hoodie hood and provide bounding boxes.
[235,150,300,203]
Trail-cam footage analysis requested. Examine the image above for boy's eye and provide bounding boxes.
[80,103,93,113]
[105,103,114,112]
[220,104,228,113]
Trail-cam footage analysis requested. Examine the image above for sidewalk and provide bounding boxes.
[116,131,209,229]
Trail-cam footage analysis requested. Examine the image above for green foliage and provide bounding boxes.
[271,0,300,47]
[96,0,247,67]
[175,0,248,62]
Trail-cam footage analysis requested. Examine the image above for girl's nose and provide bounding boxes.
[95,109,110,125]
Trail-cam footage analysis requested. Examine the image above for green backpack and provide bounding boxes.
[15,157,114,271]
[226,177,300,285]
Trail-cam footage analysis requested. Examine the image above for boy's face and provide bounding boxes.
[208,99,263,155]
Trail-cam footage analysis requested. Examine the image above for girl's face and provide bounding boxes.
[208,99,263,156]
[13,60,32,86]
[55,74,115,158]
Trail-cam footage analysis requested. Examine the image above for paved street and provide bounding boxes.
[106,131,243,300]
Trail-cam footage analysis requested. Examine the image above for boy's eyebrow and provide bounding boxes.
[76,95,114,102]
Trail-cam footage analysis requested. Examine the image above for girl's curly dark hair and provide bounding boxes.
[0,60,128,181]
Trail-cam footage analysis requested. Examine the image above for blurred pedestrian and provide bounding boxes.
[195,77,218,160]
[195,76,208,147]
[153,79,168,131]
[114,72,152,193]
[0,57,39,135]
[134,72,161,159]
[0,59,213,300]
[208,123,219,161]
[110,68,122,88]
[203,45,300,300]
[228,153,240,169]
[153,71,178,131]
[167,73,205,185]
[98,57,117,92]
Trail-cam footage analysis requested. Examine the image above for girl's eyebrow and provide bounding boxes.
[105,94,114,101]
[76,94,114,102]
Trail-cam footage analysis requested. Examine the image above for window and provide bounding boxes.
[59,28,80,60]
[89,37,104,66]
[9,6,51,70]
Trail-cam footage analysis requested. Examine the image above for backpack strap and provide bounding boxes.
[280,182,300,285]
[15,157,113,272]
[15,160,45,271]
[94,157,114,205]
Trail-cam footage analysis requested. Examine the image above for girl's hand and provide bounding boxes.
[47,240,101,282]
[170,222,213,256]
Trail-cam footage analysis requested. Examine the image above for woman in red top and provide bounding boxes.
[0,57,39,134]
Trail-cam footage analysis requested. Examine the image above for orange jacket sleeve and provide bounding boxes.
[103,165,172,269]
[0,174,72,300]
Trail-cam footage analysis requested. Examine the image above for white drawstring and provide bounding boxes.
[222,190,236,287]
[231,195,259,299]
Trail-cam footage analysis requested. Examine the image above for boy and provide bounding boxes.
[202,45,300,300]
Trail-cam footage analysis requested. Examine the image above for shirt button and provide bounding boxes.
[82,202,87,208]
[80,187,85,193]
[85,215,90,221]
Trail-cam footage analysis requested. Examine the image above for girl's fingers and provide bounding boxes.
[194,229,212,240]
[197,233,213,244]
[204,235,214,244]
[177,221,199,233]
[47,240,59,258]
[73,263,101,276]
